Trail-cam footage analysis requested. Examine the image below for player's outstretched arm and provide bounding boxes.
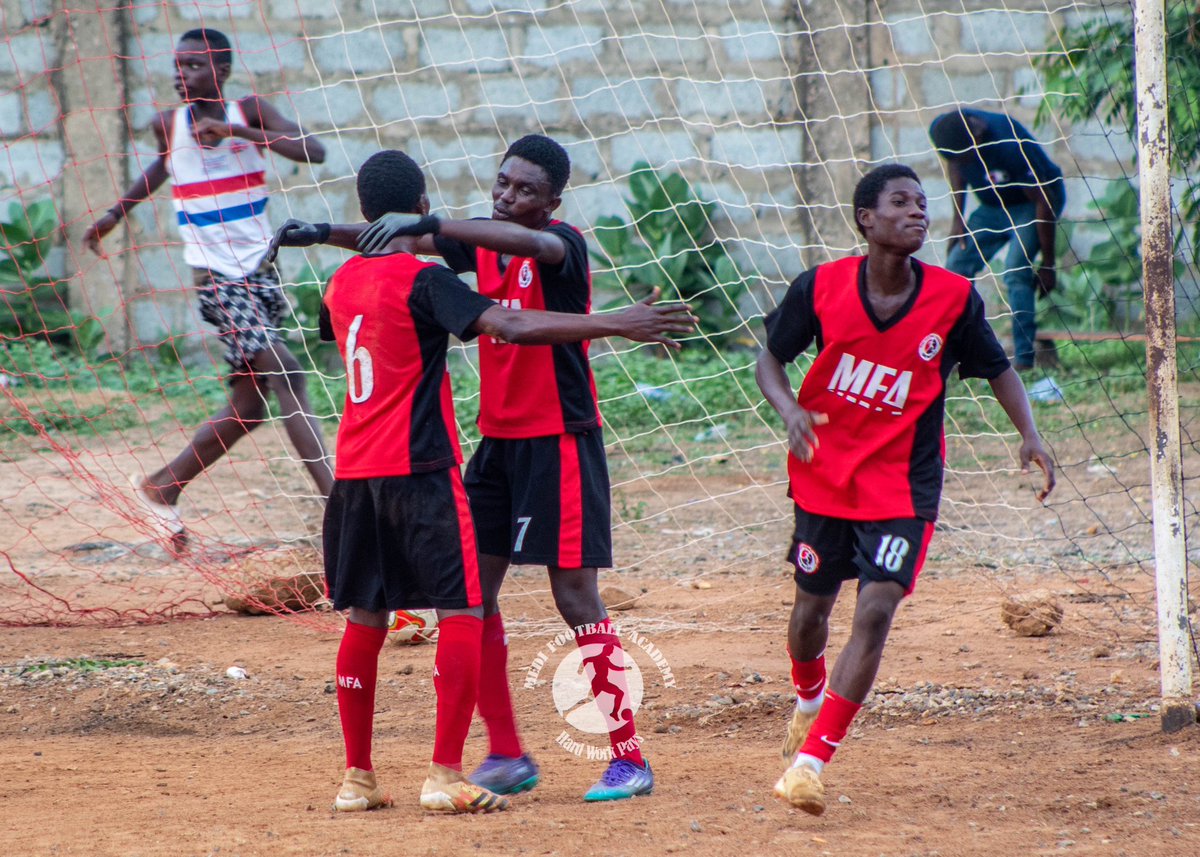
[267,219,435,259]
[359,213,563,264]
[472,287,695,348]
[755,349,828,463]
[82,113,171,256]
[989,367,1056,501]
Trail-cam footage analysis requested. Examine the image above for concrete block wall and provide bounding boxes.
[0,0,1144,351]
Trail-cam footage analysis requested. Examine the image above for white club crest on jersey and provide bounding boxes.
[827,352,912,415]
[518,259,533,288]
[918,333,943,362]
[794,543,820,574]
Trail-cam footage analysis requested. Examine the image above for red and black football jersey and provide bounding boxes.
[764,256,1009,521]
[321,253,495,479]
[435,220,601,438]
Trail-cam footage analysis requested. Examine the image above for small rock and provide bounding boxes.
[838,795,852,804]
[690,580,712,590]
[600,585,639,611]
[225,666,248,680]
[689,821,701,832]
[1001,591,1064,637]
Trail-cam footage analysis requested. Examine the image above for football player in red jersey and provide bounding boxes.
[756,163,1055,816]
[277,149,690,814]
[271,136,659,801]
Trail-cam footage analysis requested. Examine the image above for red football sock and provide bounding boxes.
[477,613,523,758]
[336,621,388,771]
[789,650,826,700]
[797,689,862,765]
[431,614,484,771]
[575,619,644,766]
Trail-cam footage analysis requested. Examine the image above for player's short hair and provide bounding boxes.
[852,163,922,236]
[357,149,426,221]
[929,110,976,157]
[501,134,571,197]
[178,29,233,66]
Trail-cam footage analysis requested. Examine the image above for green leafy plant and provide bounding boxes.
[0,197,69,341]
[590,162,748,338]
[1034,3,1200,270]
[1040,181,1186,333]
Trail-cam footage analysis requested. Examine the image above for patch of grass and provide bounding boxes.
[18,656,145,675]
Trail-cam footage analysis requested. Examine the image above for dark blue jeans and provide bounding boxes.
[946,192,1065,367]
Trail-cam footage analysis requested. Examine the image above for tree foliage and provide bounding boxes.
[589,162,747,338]
[1035,2,1200,258]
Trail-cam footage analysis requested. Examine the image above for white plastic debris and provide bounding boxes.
[1027,377,1065,403]
[225,666,248,680]
[635,382,672,401]
[693,423,730,442]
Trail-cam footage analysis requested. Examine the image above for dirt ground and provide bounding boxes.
[2,562,1198,857]
[3,383,1199,856]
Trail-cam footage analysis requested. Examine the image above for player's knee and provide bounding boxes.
[853,600,898,645]
[551,575,604,628]
[791,587,834,628]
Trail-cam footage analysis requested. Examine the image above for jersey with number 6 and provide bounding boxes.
[765,256,1009,521]
[321,253,495,479]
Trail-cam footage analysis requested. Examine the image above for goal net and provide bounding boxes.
[0,0,1195,667]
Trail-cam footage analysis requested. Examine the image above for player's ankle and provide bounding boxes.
[792,752,824,774]
[796,689,825,714]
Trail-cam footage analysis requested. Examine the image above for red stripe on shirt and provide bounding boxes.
[449,467,483,607]
[172,171,266,200]
[557,433,584,568]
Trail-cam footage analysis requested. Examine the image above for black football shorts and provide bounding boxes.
[786,504,934,597]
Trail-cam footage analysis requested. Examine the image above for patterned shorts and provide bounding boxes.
[194,261,288,376]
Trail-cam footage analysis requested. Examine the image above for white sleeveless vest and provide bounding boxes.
[167,101,272,278]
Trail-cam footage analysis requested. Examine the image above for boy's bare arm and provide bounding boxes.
[82,112,171,255]
[989,367,1055,501]
[471,288,694,348]
[190,95,325,164]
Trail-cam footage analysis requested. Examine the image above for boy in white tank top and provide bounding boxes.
[83,28,333,551]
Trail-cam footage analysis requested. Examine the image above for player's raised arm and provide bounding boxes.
[216,94,326,165]
[358,212,564,264]
[471,286,694,348]
[988,368,1056,501]
[266,218,420,258]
